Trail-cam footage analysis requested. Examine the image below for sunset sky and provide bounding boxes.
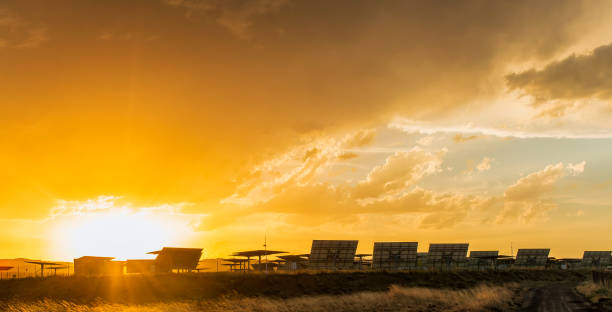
[1,0,611,261]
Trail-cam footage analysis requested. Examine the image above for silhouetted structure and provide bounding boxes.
[222,258,250,272]
[46,265,69,276]
[427,244,469,270]
[276,255,308,271]
[148,247,202,273]
[308,240,358,270]
[583,251,612,268]
[25,261,60,277]
[469,251,498,269]
[354,253,372,270]
[231,250,287,271]
[372,242,417,270]
[515,249,550,268]
[74,257,123,277]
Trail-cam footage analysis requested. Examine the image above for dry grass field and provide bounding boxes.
[576,280,612,310]
[1,284,515,312]
[0,271,590,311]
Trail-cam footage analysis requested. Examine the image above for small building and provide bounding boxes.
[74,256,123,277]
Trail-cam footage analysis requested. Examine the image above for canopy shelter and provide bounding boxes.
[45,265,69,276]
[222,258,250,272]
[148,247,202,273]
[231,250,287,271]
[25,261,59,277]
[251,262,279,271]
[355,253,372,270]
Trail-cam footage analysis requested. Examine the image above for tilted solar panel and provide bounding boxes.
[515,249,550,266]
[427,243,469,266]
[582,251,612,266]
[470,251,499,258]
[308,240,358,270]
[372,242,418,270]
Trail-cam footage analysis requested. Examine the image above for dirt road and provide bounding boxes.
[519,282,602,312]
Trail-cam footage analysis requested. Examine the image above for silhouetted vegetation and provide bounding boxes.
[0,270,586,305]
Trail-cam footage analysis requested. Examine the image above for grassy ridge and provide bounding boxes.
[0,270,585,304]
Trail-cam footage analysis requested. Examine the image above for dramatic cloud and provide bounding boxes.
[496,162,586,223]
[353,148,446,199]
[1,0,609,221]
[507,43,612,107]
[1,1,612,259]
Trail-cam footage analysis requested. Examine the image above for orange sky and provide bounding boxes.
[1,0,611,260]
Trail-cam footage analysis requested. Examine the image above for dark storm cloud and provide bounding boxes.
[507,43,612,104]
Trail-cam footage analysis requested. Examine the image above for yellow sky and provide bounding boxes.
[1,0,611,260]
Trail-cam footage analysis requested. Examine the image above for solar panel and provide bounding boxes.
[427,244,469,268]
[515,249,550,266]
[148,247,203,273]
[582,251,612,267]
[308,240,358,270]
[372,242,418,270]
[470,251,499,258]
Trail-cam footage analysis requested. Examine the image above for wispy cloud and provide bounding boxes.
[164,0,289,39]
[390,118,612,139]
[0,8,48,49]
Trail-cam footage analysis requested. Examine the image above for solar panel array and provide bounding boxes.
[582,251,612,266]
[372,242,418,270]
[427,244,469,266]
[515,249,550,266]
[308,240,358,270]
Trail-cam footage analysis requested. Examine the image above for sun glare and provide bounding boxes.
[51,209,189,260]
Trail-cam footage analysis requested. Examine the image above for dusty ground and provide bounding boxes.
[515,282,610,312]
